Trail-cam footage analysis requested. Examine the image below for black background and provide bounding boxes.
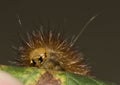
[0,0,120,84]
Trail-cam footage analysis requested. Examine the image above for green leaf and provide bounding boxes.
[0,65,117,85]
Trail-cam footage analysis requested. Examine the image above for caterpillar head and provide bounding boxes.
[15,29,90,76]
[29,48,48,67]
[29,47,64,71]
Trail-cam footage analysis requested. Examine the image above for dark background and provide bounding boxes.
[0,0,120,84]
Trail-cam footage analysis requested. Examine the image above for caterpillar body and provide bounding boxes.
[14,27,90,76]
[13,15,97,76]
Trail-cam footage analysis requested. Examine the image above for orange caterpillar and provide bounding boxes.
[13,16,97,76]
[14,28,89,76]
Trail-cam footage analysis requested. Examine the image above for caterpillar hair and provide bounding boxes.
[13,15,97,76]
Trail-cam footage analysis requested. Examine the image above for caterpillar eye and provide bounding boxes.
[38,56,43,63]
[31,59,36,66]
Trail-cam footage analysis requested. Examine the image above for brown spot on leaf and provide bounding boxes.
[36,71,61,85]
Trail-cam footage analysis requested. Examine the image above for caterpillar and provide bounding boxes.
[13,16,97,76]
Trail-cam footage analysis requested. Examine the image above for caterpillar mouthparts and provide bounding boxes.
[14,27,90,76]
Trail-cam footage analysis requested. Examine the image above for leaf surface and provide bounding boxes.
[0,65,117,85]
